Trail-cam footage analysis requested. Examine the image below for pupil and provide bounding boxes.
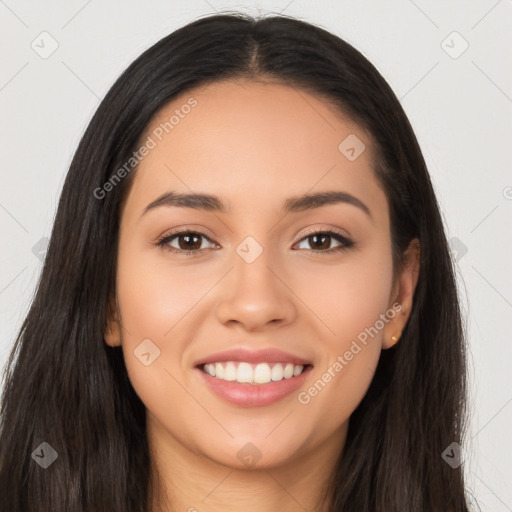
[312,234,330,250]
[180,234,200,250]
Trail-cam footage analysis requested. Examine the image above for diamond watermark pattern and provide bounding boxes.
[441,31,469,60]
[31,31,59,59]
[441,441,463,469]
[31,442,58,469]
[134,338,161,366]
[449,237,468,262]
[338,134,366,161]
[236,236,263,264]
[31,236,49,262]
[237,442,262,468]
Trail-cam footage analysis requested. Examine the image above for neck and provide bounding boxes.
[147,415,347,512]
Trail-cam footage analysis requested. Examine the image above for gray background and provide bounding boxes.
[1,1,511,510]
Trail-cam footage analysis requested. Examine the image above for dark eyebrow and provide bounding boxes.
[141,191,230,217]
[282,191,372,219]
[140,190,372,220]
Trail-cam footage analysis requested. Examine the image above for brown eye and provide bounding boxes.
[156,230,217,254]
[156,228,354,257]
[307,233,332,250]
[295,229,354,254]
[174,233,203,251]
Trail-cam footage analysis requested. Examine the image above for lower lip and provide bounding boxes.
[195,365,313,407]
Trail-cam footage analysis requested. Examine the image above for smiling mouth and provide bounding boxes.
[198,361,312,385]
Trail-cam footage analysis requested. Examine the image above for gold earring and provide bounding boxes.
[391,333,401,343]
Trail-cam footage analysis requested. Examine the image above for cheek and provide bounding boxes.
[297,337,381,441]
[114,241,196,405]
[116,240,209,339]
[296,243,392,423]
[301,241,394,344]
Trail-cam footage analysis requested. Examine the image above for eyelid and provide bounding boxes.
[155,226,217,248]
[297,225,351,243]
[155,225,213,243]
[155,225,355,255]
[156,224,351,243]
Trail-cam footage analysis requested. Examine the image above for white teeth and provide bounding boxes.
[202,361,306,384]
[271,364,283,381]
[224,362,237,381]
[237,362,253,383]
[254,363,271,384]
[214,362,224,379]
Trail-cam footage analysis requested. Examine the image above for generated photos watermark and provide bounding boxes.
[297,302,402,405]
[93,97,197,200]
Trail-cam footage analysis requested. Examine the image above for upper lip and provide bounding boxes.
[194,347,313,367]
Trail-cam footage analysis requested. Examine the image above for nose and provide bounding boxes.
[215,246,297,332]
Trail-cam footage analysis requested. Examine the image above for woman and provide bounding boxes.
[0,12,472,511]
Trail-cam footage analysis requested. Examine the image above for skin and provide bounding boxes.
[105,79,420,512]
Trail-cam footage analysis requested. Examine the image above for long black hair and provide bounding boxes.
[0,12,472,511]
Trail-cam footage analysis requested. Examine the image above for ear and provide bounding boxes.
[104,294,122,347]
[382,238,420,349]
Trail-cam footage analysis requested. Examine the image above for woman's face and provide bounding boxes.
[108,79,412,470]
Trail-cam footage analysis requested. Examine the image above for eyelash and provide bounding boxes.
[155,227,355,257]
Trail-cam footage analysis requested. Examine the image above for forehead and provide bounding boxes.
[124,79,386,218]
